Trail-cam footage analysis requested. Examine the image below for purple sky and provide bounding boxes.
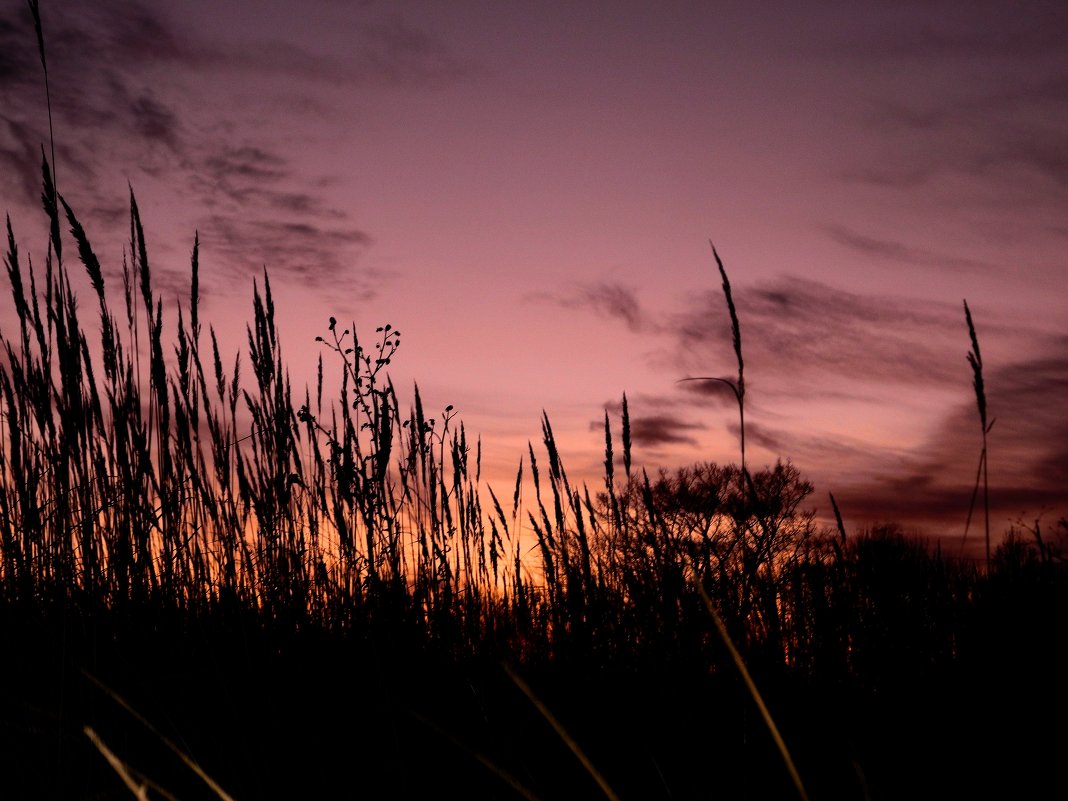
[2,0,1066,556]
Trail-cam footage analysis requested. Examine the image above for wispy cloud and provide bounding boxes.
[669,341,1068,555]
[201,147,288,185]
[676,377,743,409]
[198,212,375,294]
[0,1,469,301]
[847,102,1068,201]
[824,2,1068,238]
[612,272,1068,545]
[843,3,1068,61]
[670,275,971,401]
[0,117,41,201]
[347,15,474,86]
[823,225,991,273]
[214,14,473,87]
[802,341,1068,546]
[128,93,180,150]
[913,345,1068,491]
[597,396,704,451]
[627,413,703,447]
[530,281,661,334]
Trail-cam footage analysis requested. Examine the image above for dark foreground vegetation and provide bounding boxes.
[1,160,1066,801]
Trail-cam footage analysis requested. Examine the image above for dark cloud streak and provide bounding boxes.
[598,396,706,450]
[0,1,467,299]
[532,281,660,334]
[824,225,991,273]
[671,276,968,397]
[592,411,702,449]
[828,2,1068,62]
[812,345,1068,548]
[215,15,472,87]
[832,3,1068,214]
[200,212,374,293]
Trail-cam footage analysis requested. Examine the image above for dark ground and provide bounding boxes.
[1,592,1064,801]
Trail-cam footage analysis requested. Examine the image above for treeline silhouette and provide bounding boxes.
[1,163,1065,800]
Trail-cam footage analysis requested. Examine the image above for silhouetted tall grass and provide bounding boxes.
[3,172,1067,796]
[963,299,993,569]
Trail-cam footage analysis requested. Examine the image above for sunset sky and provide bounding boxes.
[2,0,1065,556]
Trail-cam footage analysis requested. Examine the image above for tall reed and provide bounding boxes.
[679,242,747,490]
[963,299,992,569]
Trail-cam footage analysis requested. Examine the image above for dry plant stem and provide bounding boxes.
[695,582,811,801]
[961,449,986,558]
[410,709,546,801]
[678,242,747,496]
[83,727,150,801]
[829,492,847,543]
[711,242,746,483]
[28,1,57,205]
[83,671,237,801]
[502,661,623,801]
[963,300,992,569]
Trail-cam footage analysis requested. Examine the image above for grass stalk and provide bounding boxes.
[963,300,993,569]
[695,581,810,801]
[84,671,237,801]
[502,661,623,801]
[678,242,747,497]
[27,1,57,209]
[83,727,151,801]
[410,709,547,801]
